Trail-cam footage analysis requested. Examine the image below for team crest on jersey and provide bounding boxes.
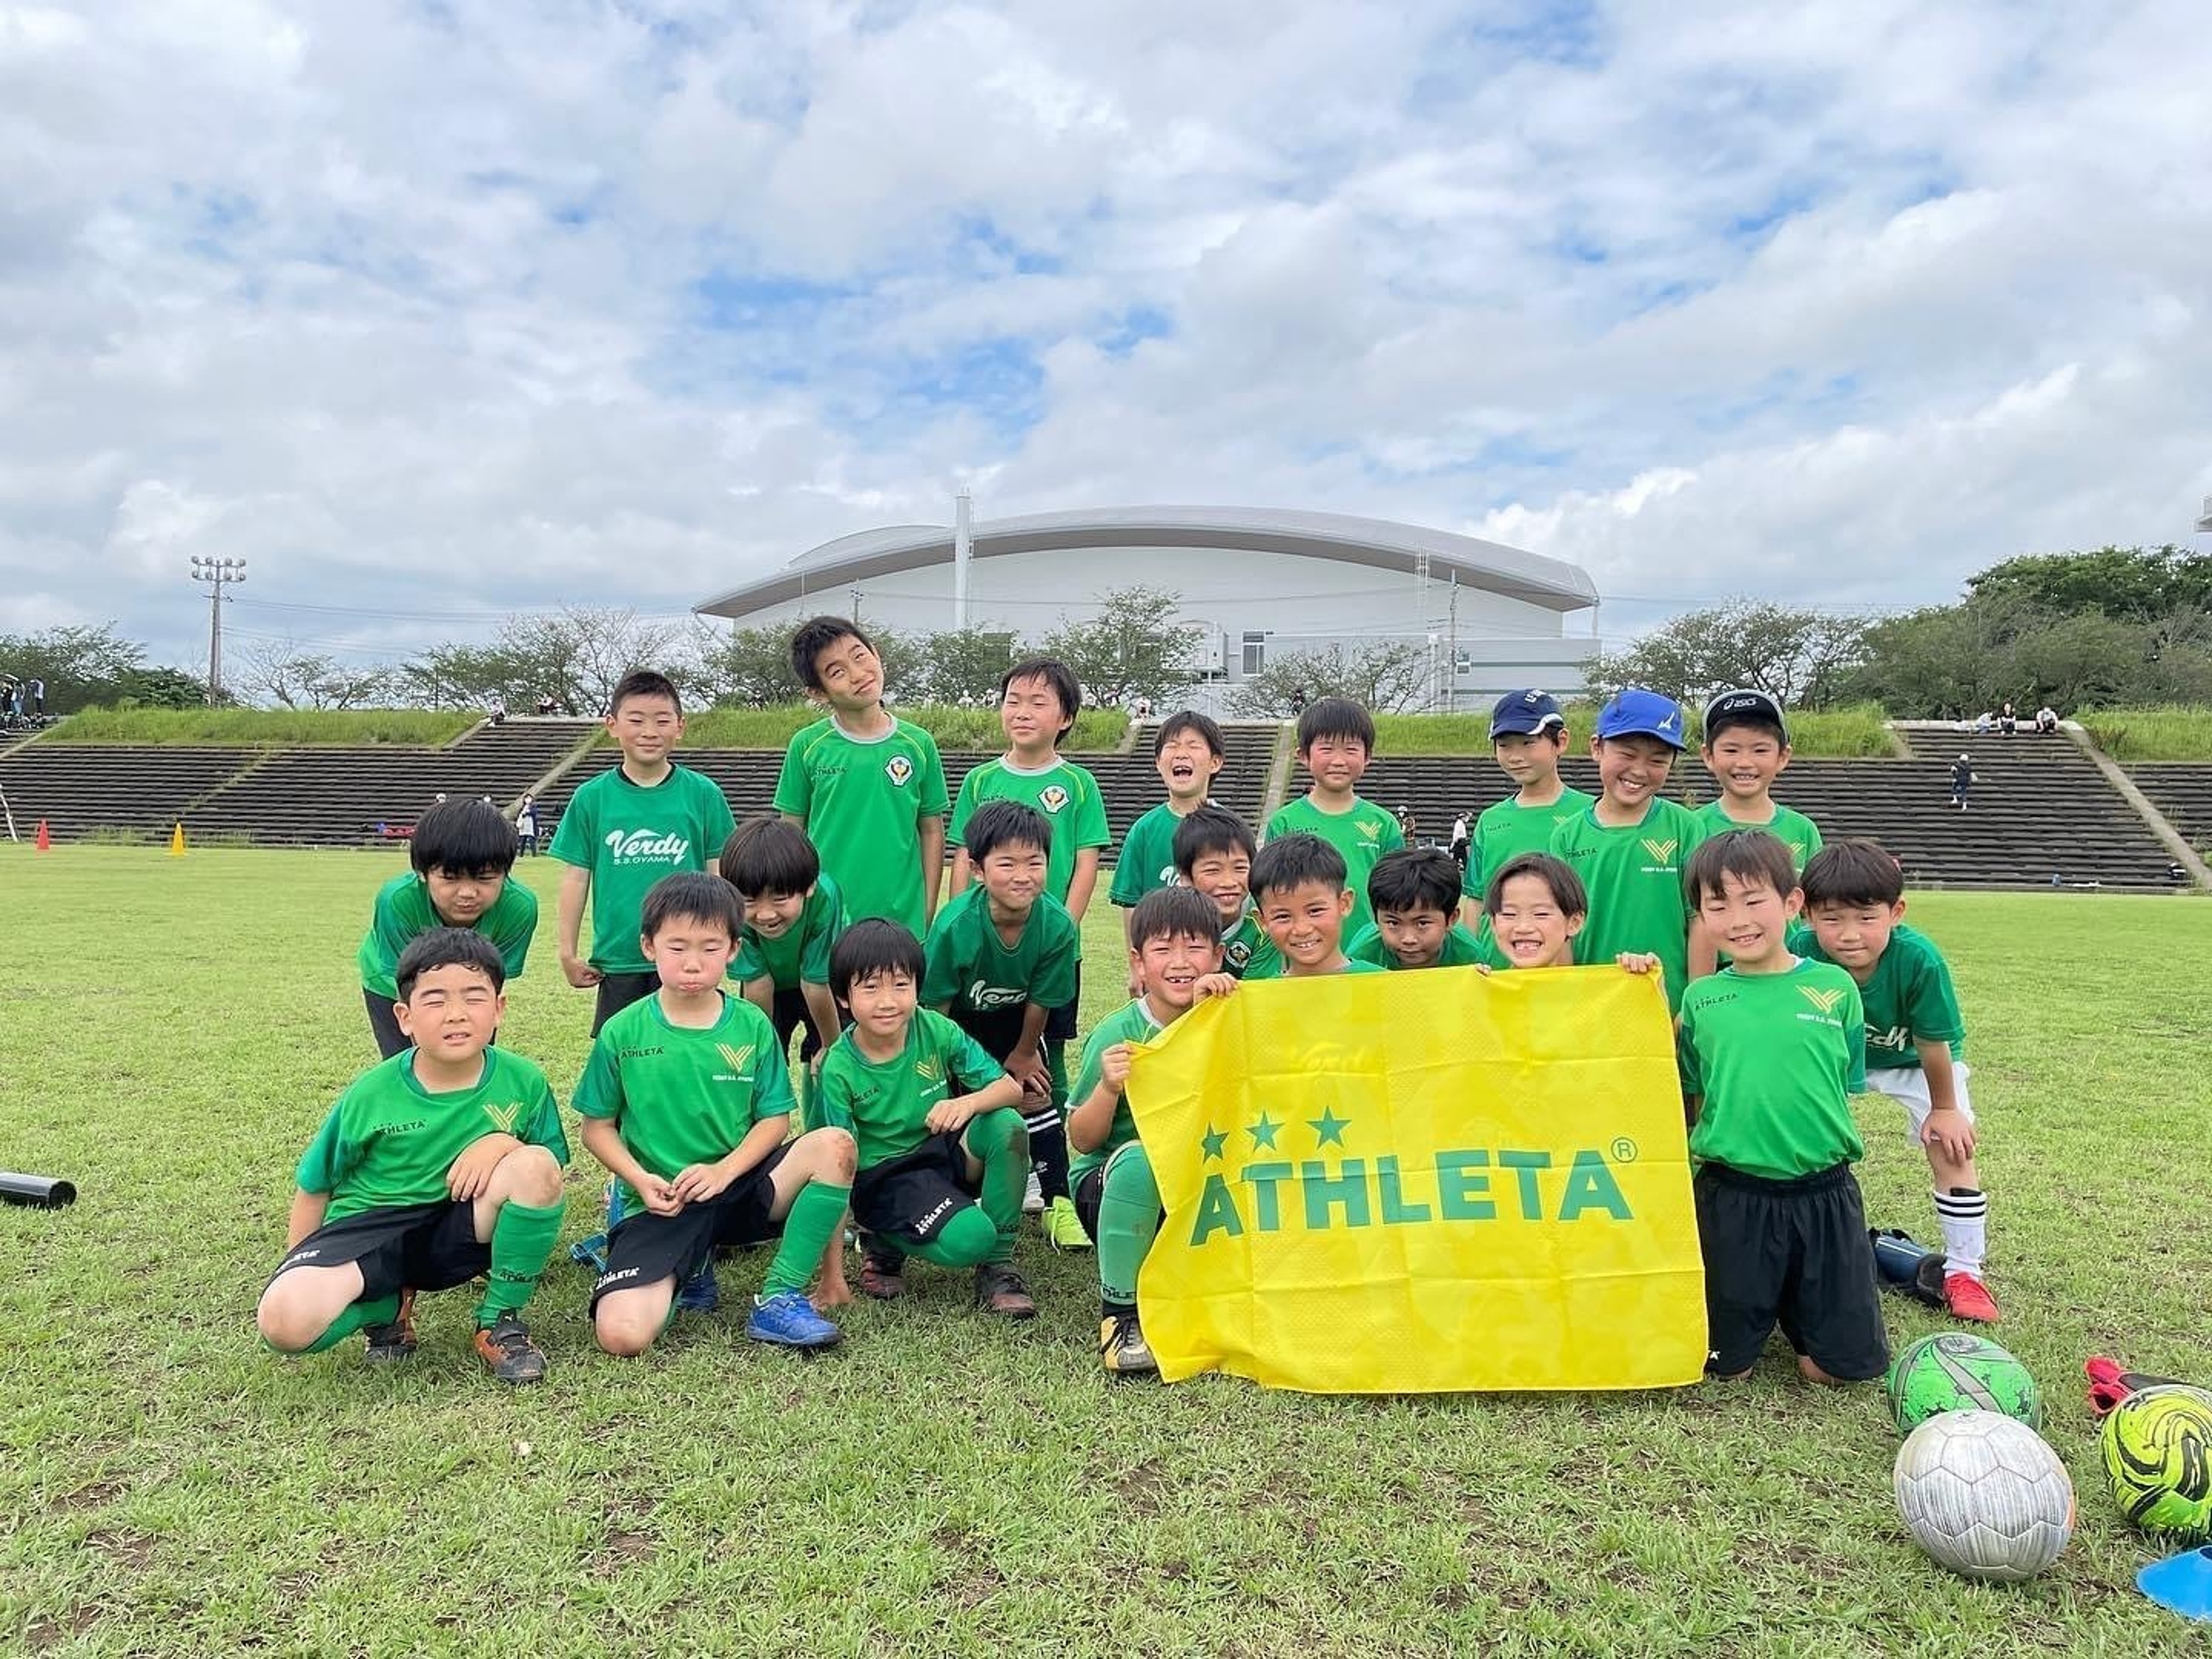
[1356,819,1382,841]
[914,1059,942,1085]
[1038,785,1070,814]
[1798,985,1848,1017]
[1225,939,1253,968]
[481,1101,524,1135]
[886,754,914,786]
[715,1042,756,1074]
[1639,838,1678,865]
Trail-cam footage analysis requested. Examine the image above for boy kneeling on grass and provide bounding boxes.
[257,930,567,1384]
[579,873,855,1356]
[815,919,1037,1318]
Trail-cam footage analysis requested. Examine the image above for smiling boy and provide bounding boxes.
[1461,689,1593,929]
[1694,689,1823,870]
[1250,832,1388,980]
[1346,847,1486,970]
[1172,805,1280,981]
[1110,711,1226,908]
[1263,697,1403,939]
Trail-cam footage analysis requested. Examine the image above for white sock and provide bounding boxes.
[1934,1187,1987,1279]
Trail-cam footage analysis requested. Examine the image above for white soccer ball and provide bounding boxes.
[1893,1410,2075,1581]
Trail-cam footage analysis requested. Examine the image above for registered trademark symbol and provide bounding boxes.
[1610,1137,1638,1163]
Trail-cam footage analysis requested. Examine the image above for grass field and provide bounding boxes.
[2074,706,2212,762]
[4,849,2210,1655]
[42,709,480,747]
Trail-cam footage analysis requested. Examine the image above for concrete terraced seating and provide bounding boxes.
[2126,765,2212,856]
[186,720,599,846]
[0,744,259,841]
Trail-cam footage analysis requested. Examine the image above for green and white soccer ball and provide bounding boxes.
[1885,1332,2042,1434]
[1893,1411,2074,1581]
[2102,1385,2212,1545]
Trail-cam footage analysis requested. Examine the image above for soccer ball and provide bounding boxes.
[2101,1385,2212,1544]
[1885,1332,2043,1434]
[1893,1411,2074,1581]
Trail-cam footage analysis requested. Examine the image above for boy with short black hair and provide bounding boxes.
[1249,832,1388,979]
[552,669,737,1036]
[1348,846,1486,970]
[718,815,846,1077]
[1172,805,1279,981]
[1068,886,1225,1377]
[925,798,1086,1248]
[1677,830,1887,1385]
[1694,689,1823,870]
[577,873,855,1354]
[815,919,1036,1316]
[1548,688,1710,1012]
[776,615,950,938]
[1797,839,1999,1323]
[358,796,538,1058]
[1110,711,1225,908]
[1461,689,1593,928]
[257,930,568,1384]
[1263,696,1403,938]
[1477,851,1660,977]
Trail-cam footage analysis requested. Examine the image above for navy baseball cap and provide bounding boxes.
[1489,689,1565,739]
[1593,688,1687,749]
[1703,688,1789,742]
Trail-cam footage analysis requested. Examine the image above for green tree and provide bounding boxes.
[1580,601,1869,708]
[0,622,152,712]
[111,665,209,709]
[237,638,399,710]
[400,642,539,709]
[1040,586,1197,709]
[1966,544,2212,622]
[690,622,800,707]
[1227,641,1431,717]
[908,627,1019,706]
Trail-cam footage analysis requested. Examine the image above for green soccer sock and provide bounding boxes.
[1096,1143,1162,1314]
[293,1293,402,1355]
[473,1198,565,1329]
[908,1205,999,1270]
[762,1180,852,1298]
[964,1107,1030,1263]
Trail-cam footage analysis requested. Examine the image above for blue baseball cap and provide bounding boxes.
[1593,688,1687,749]
[1489,689,1565,739]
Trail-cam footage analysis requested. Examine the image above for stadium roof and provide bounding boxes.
[695,505,1599,618]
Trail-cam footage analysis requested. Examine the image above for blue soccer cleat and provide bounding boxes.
[744,1289,840,1349]
[675,1262,720,1314]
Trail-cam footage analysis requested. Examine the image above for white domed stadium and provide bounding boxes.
[696,504,1603,709]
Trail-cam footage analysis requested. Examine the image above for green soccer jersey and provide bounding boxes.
[1345,921,1486,970]
[1068,998,1166,1184]
[1220,908,1281,981]
[1790,921,1964,1071]
[1548,799,1709,1013]
[950,755,1112,909]
[573,992,796,1214]
[1679,960,1867,1180]
[1109,801,1201,906]
[922,885,1080,1018]
[1694,799,1825,871]
[773,714,949,938]
[731,873,845,990]
[1263,794,1404,936]
[815,1009,1009,1169]
[1460,787,1597,902]
[355,872,539,1000]
[295,1048,568,1223]
[1242,953,1387,981]
[548,763,736,974]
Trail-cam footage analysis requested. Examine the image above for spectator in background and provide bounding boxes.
[1999,700,2017,736]
[2035,704,2060,734]
[1448,811,1470,871]
[1950,754,1975,812]
[536,692,557,715]
[490,695,507,726]
[515,793,539,857]
[1972,711,1996,735]
[27,677,44,717]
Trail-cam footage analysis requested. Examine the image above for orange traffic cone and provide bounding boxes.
[35,818,50,852]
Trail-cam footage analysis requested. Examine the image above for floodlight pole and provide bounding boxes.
[187,556,247,706]
[953,488,973,632]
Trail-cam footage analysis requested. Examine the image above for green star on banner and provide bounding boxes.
[1200,1125,1228,1161]
[1248,1112,1280,1150]
[1308,1107,1349,1147]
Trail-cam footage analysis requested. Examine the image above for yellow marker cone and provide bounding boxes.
[169,821,187,857]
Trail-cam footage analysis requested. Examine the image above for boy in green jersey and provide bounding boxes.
[1068,886,1227,1377]
[1250,833,1388,980]
[358,797,538,1059]
[1348,847,1486,970]
[552,669,737,1037]
[718,816,845,1079]
[815,920,1036,1317]
[1694,689,1823,869]
[1460,689,1594,928]
[1797,840,1999,1325]
[1548,688,1711,1012]
[1677,831,1888,1385]
[775,616,950,939]
[258,931,568,1384]
[925,799,1087,1250]
[1474,852,1662,978]
[1262,697,1403,938]
[1110,711,1225,908]
[1172,805,1280,981]
[578,874,853,1354]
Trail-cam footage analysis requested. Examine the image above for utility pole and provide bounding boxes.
[1446,572,1459,714]
[850,585,862,623]
[187,556,247,706]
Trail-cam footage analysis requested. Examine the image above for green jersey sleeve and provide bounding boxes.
[751,1027,799,1125]
[939,1015,1008,1092]
[771,736,813,821]
[518,1068,570,1164]
[1069,769,1110,855]
[293,1100,353,1195]
[546,780,598,865]
[921,904,968,1006]
[1844,983,1868,1093]
[917,730,950,818]
[1029,908,1081,1009]
[572,1032,625,1121]
[813,1045,858,1137]
[356,875,424,998]
[946,765,983,849]
[484,880,539,979]
[1675,1001,1705,1099]
[799,883,841,985]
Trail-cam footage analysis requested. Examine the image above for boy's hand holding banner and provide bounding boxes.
[1127,967,1707,1393]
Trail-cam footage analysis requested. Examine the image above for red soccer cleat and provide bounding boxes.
[1944,1271,2000,1324]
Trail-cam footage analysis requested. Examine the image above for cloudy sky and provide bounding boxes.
[3,0,2209,672]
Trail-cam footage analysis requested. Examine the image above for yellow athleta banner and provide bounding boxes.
[1127,966,1706,1393]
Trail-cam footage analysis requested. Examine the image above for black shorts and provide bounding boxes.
[588,1144,790,1313]
[364,990,409,1060]
[850,1133,978,1248]
[592,971,661,1036]
[770,985,832,1063]
[1072,1164,1105,1240]
[267,1202,487,1303]
[1695,1162,1889,1380]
